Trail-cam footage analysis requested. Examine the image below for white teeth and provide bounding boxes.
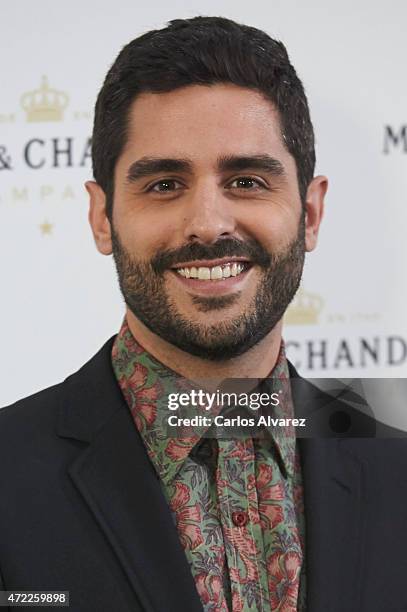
[176,262,247,280]
[198,267,211,280]
[211,266,223,280]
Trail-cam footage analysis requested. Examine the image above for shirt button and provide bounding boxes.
[232,511,249,527]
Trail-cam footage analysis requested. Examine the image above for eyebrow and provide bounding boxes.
[126,154,286,183]
[218,154,286,177]
[126,157,192,182]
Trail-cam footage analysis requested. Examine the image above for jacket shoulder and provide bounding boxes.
[0,381,64,433]
[0,335,117,441]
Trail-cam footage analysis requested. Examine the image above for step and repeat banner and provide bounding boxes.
[1,1,406,405]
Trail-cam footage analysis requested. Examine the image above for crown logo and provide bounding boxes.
[20,76,69,122]
[285,288,324,325]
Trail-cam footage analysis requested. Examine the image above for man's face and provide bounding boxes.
[93,84,320,360]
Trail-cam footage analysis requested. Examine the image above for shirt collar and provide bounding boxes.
[112,317,296,484]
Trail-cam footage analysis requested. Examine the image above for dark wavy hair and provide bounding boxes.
[92,16,315,219]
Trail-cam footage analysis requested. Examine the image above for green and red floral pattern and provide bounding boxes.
[112,319,306,611]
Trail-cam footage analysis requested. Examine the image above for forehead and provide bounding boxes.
[120,83,291,166]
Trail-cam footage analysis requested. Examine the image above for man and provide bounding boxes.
[1,15,406,612]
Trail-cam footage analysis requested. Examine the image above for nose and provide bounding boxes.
[182,183,236,244]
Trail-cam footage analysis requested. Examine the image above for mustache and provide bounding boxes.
[151,237,272,274]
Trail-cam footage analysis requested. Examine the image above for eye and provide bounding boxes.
[147,179,184,193]
[227,176,267,190]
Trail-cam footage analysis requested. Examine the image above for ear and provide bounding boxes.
[85,181,112,255]
[304,175,328,252]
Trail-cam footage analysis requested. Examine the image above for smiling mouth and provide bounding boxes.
[172,261,252,281]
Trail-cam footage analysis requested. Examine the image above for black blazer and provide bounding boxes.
[1,337,407,612]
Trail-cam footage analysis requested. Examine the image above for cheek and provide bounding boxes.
[123,220,185,265]
[113,194,182,254]
[247,207,300,252]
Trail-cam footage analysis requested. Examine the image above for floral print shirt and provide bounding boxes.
[112,318,306,611]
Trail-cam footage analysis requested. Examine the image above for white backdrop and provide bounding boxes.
[1,0,406,406]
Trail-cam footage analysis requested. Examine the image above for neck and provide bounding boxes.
[125,308,284,387]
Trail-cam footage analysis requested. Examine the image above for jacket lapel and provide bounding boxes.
[57,337,203,612]
[290,365,367,612]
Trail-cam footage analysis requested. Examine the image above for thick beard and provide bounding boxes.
[111,219,305,361]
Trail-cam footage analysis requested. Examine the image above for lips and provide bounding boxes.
[171,257,251,270]
[172,260,251,281]
[168,260,254,298]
